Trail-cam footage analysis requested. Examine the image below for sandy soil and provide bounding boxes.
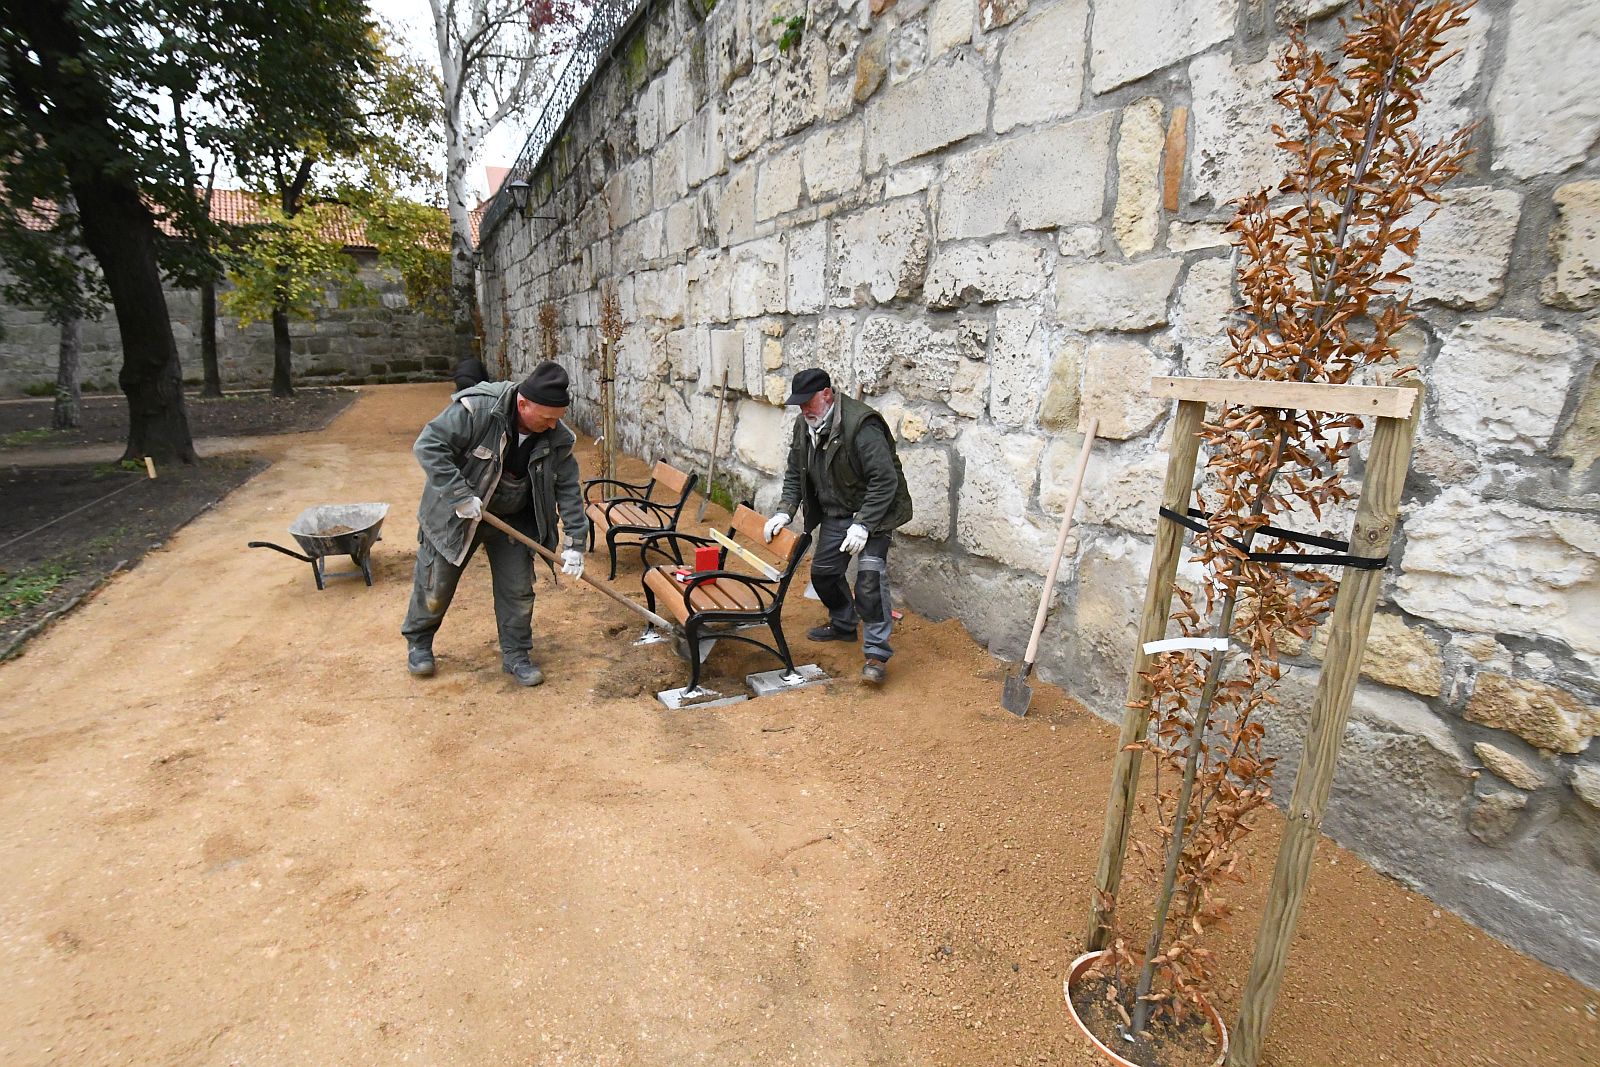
[1,383,1595,1067]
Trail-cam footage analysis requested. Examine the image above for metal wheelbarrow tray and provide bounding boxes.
[249,502,389,590]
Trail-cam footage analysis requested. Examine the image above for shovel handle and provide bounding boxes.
[477,512,677,632]
[1022,418,1098,667]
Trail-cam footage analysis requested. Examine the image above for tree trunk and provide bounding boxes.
[271,306,294,398]
[8,0,195,462]
[53,312,81,430]
[444,127,480,367]
[200,277,223,397]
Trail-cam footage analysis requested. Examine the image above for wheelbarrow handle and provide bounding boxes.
[248,540,316,563]
[478,512,677,633]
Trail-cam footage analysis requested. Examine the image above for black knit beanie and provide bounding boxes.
[517,361,571,407]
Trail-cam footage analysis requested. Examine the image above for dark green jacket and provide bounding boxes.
[413,381,588,565]
[778,394,913,535]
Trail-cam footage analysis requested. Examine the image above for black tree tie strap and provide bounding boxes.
[1157,506,1388,571]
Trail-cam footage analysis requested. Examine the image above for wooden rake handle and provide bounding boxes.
[478,512,676,632]
[1022,418,1099,668]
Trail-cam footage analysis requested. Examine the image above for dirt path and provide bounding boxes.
[1,384,1595,1066]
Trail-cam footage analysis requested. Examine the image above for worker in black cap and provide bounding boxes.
[763,368,913,685]
[401,360,589,686]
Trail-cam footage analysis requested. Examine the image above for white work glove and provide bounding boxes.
[841,523,869,555]
[454,495,483,520]
[561,549,584,578]
[762,511,791,543]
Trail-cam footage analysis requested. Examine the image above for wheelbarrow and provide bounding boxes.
[249,502,389,590]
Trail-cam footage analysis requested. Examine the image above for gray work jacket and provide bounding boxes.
[412,381,588,566]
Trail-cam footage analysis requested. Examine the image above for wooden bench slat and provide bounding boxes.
[731,504,801,563]
[654,461,693,496]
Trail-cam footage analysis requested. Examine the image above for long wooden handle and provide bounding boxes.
[697,366,731,522]
[1022,418,1098,667]
[478,512,676,631]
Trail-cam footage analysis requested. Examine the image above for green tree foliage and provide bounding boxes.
[220,203,363,327]
[0,0,379,459]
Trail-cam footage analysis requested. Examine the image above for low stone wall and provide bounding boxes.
[479,0,1600,986]
[0,256,455,395]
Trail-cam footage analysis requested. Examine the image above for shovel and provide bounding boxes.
[1001,418,1097,716]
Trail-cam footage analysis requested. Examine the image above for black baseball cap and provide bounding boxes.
[784,368,832,405]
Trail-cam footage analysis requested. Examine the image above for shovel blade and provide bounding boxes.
[1001,666,1033,717]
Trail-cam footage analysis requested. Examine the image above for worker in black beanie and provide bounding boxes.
[401,360,588,686]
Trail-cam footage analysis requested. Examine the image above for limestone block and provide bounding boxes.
[685,106,727,188]
[665,198,700,257]
[710,0,754,91]
[1473,743,1550,792]
[1396,488,1600,670]
[898,447,952,539]
[816,315,856,390]
[955,426,1054,571]
[980,0,1027,31]
[1079,339,1167,439]
[885,164,936,199]
[928,0,974,56]
[1297,612,1445,698]
[729,236,787,319]
[1113,98,1165,257]
[756,148,804,220]
[802,121,865,201]
[1188,50,1286,207]
[1414,7,1491,146]
[1166,221,1229,252]
[725,68,773,162]
[864,53,988,170]
[771,37,829,139]
[985,307,1047,429]
[717,164,758,247]
[742,327,766,400]
[635,264,687,325]
[1173,256,1235,376]
[688,251,731,323]
[831,198,930,306]
[1557,364,1600,476]
[1489,0,1600,179]
[1397,186,1521,310]
[687,388,737,453]
[993,0,1088,135]
[666,327,700,381]
[1059,225,1103,259]
[1069,533,1155,713]
[636,79,662,152]
[1543,181,1600,311]
[652,132,687,211]
[708,327,746,390]
[1057,258,1181,333]
[923,239,1049,308]
[1431,318,1581,452]
[1572,765,1600,810]
[1091,0,1237,94]
[1465,674,1600,755]
[1038,337,1080,431]
[888,21,929,85]
[659,53,696,138]
[938,111,1114,240]
[1470,790,1528,846]
[1045,442,1162,533]
[948,357,990,418]
[733,398,793,473]
[860,315,961,399]
[627,157,655,225]
[786,220,827,315]
[853,34,888,104]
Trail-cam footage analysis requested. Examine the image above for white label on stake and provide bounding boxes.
[1142,637,1231,655]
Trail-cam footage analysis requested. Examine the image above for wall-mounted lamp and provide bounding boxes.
[505,176,531,213]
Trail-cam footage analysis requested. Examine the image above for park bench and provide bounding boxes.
[583,460,698,580]
[639,504,812,697]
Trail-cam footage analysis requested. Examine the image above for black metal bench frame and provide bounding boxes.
[582,461,699,580]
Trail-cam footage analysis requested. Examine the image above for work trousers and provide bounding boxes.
[810,515,894,662]
[401,518,537,657]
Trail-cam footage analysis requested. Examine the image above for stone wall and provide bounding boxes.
[479,0,1600,986]
[0,254,455,395]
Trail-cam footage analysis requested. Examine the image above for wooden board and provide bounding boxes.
[730,504,801,564]
[707,527,781,581]
[654,461,693,496]
[1149,376,1419,419]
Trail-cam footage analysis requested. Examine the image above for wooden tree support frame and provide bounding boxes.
[600,338,617,483]
[1083,375,1423,1067]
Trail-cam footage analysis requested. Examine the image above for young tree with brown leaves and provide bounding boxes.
[1090,0,1473,1050]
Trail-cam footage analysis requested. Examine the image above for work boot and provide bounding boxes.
[502,654,545,687]
[407,643,435,678]
[807,623,858,642]
[861,658,887,685]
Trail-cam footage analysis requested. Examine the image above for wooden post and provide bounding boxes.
[601,338,617,482]
[1086,398,1207,950]
[696,365,730,522]
[1226,381,1423,1067]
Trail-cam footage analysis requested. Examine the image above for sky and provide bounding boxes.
[366,0,537,201]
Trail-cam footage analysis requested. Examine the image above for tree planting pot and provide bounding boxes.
[1063,950,1228,1067]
